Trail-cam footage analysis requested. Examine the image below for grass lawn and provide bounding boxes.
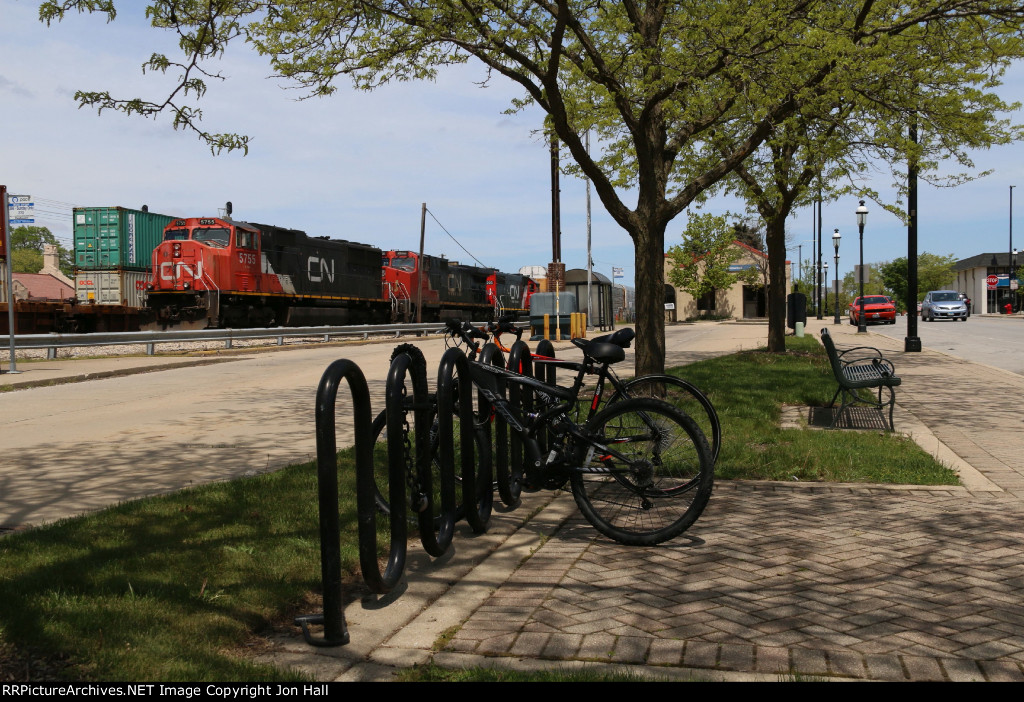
[0,335,956,681]
[673,335,957,485]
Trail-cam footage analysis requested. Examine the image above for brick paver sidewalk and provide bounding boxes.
[442,483,1024,681]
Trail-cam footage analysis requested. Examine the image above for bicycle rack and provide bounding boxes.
[293,358,370,647]
[299,341,523,646]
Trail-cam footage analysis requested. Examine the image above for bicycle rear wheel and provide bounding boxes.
[609,374,721,464]
[570,397,714,546]
[370,408,490,523]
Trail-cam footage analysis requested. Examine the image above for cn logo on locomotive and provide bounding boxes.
[159,261,203,281]
[308,257,335,283]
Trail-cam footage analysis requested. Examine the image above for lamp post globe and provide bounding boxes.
[832,228,841,324]
[856,201,868,333]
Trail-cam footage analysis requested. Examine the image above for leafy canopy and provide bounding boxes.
[38,1,1024,373]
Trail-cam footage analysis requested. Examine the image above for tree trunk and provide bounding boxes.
[765,215,788,352]
[632,223,667,377]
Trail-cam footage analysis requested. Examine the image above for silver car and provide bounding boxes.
[921,290,968,321]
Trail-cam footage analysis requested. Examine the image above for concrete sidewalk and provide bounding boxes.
[251,320,1024,682]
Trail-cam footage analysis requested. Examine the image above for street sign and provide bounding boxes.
[7,196,33,224]
[987,274,999,289]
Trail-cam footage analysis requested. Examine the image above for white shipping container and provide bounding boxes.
[75,270,149,308]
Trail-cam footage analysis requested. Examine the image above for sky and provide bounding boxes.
[4,1,1024,292]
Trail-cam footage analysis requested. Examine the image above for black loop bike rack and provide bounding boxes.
[293,358,370,647]
[299,341,514,646]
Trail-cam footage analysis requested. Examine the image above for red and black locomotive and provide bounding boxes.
[144,216,535,329]
[382,250,537,324]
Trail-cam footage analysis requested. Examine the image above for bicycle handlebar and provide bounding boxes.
[444,318,487,353]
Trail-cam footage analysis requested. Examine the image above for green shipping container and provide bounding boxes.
[74,207,178,271]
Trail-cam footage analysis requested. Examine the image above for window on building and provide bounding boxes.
[697,288,716,311]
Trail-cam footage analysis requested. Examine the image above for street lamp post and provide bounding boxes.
[1013,247,1020,313]
[832,228,841,324]
[823,261,829,314]
[856,201,868,333]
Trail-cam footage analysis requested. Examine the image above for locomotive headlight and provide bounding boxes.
[183,282,191,290]
[173,242,182,258]
[146,283,154,291]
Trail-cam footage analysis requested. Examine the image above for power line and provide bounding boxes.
[424,208,489,269]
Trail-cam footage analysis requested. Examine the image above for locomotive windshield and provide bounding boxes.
[193,228,231,248]
[164,229,189,241]
[389,255,417,272]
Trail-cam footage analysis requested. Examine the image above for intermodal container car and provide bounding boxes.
[74,207,178,271]
[75,269,149,308]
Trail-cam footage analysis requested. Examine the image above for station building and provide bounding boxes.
[663,241,790,322]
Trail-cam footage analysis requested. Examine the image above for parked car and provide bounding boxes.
[848,295,897,325]
[921,290,968,321]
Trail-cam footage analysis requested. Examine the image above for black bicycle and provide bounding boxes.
[376,321,714,545]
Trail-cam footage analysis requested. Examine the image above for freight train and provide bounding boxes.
[143,216,535,329]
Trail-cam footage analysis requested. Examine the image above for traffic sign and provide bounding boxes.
[987,274,999,289]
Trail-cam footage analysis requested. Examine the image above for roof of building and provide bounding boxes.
[13,273,75,301]
[565,268,612,285]
[664,239,783,265]
[954,252,1018,270]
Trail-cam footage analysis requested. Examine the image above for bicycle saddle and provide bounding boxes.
[590,327,635,348]
[570,338,626,364]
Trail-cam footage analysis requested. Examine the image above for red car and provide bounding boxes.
[848,295,897,325]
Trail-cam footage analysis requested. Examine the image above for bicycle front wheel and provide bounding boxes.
[570,398,714,546]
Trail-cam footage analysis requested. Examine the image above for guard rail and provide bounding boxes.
[1,322,455,359]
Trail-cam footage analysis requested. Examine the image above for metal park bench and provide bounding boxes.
[819,327,902,431]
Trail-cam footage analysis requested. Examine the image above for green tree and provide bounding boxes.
[878,254,957,309]
[716,16,1020,352]
[8,226,72,276]
[667,212,757,316]
[40,1,1024,375]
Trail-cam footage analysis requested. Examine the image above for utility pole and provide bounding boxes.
[416,203,426,323]
[2,184,19,373]
[550,133,564,337]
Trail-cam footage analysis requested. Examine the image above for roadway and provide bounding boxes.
[825,313,1024,376]
[0,323,772,529]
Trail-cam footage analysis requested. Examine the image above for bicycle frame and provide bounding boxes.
[465,353,666,488]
